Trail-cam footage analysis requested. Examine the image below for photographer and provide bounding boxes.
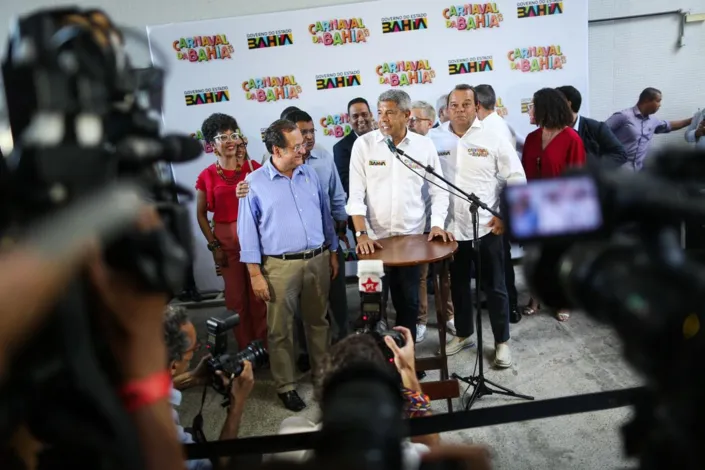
[164,306,254,470]
[269,326,439,467]
[0,207,186,470]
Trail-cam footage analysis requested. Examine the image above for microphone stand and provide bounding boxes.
[386,139,534,410]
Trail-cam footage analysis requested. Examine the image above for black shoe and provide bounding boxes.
[297,354,311,373]
[278,390,306,412]
[509,306,522,324]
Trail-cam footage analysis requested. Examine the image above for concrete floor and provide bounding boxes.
[177,268,641,470]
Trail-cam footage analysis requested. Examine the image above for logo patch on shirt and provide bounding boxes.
[468,147,489,157]
[403,158,424,170]
[369,159,386,166]
[437,150,451,157]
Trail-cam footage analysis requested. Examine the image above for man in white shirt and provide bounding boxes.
[475,84,524,154]
[474,84,522,324]
[428,84,526,368]
[347,89,452,343]
[409,100,456,342]
[434,94,449,128]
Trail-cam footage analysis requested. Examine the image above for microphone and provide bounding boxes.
[358,260,384,293]
[117,134,203,165]
[356,260,385,331]
[385,136,435,172]
[385,137,399,156]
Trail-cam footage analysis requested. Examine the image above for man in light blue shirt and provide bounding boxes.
[685,108,705,150]
[238,119,338,412]
[285,109,350,347]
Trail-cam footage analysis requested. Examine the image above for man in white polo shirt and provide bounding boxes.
[347,89,451,344]
[428,84,526,368]
[474,84,523,324]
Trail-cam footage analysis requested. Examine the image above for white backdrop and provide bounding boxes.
[147,0,589,292]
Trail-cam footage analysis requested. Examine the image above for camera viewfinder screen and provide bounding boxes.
[505,176,602,241]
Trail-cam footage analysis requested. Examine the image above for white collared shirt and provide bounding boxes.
[346,129,449,239]
[481,111,516,148]
[573,115,581,131]
[428,120,526,240]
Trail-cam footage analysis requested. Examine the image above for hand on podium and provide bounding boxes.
[428,226,455,242]
[356,233,383,255]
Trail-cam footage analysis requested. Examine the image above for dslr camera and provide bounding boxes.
[205,313,268,406]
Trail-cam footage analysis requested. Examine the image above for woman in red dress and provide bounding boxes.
[196,113,267,349]
[522,88,586,321]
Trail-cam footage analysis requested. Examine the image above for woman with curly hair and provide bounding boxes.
[521,88,586,322]
[196,113,267,349]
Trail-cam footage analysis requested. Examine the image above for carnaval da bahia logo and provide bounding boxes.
[448,56,493,75]
[381,14,428,34]
[443,3,504,30]
[173,35,233,62]
[520,98,532,113]
[508,45,565,72]
[316,71,362,91]
[190,130,214,153]
[184,86,230,106]
[242,76,302,102]
[320,113,353,138]
[309,18,369,46]
[376,60,435,86]
[496,97,508,117]
[517,0,564,19]
[247,29,294,50]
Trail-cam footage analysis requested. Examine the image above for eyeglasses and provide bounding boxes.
[214,133,244,143]
[409,117,432,124]
[278,144,306,153]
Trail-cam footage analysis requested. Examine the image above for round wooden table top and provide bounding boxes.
[357,234,458,267]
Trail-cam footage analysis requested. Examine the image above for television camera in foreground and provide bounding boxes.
[502,148,705,470]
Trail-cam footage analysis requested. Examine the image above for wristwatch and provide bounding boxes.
[207,240,221,252]
[355,230,368,237]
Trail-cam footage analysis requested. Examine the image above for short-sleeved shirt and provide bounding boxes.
[195,160,261,223]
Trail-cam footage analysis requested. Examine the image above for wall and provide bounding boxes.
[588,0,705,149]
[0,0,703,155]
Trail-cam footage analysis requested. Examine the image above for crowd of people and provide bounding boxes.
[193,82,698,413]
[1,79,701,469]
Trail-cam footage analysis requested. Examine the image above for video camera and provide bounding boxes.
[205,313,268,406]
[502,148,705,470]
[0,7,201,469]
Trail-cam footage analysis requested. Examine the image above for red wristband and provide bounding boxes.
[119,370,172,413]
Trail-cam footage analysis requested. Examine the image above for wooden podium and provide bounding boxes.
[359,234,459,411]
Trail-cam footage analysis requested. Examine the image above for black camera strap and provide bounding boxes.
[189,384,209,444]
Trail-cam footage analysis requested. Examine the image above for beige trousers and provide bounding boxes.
[418,263,455,325]
[262,251,331,393]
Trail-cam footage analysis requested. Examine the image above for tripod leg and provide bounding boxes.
[483,378,535,400]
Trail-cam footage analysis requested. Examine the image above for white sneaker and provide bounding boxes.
[446,318,456,336]
[416,324,427,343]
[442,336,476,356]
[494,342,512,368]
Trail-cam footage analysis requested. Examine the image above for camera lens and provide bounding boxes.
[234,340,269,372]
